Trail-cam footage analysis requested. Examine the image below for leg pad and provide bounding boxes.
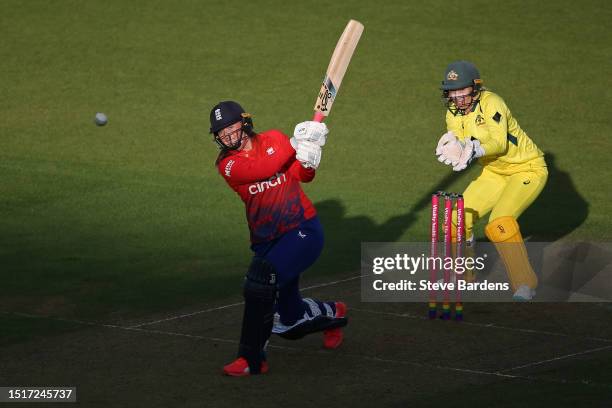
[485,216,538,291]
[238,257,277,374]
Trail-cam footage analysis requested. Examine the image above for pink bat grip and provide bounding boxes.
[313,111,326,122]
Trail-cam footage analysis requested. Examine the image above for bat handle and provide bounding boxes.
[312,111,326,122]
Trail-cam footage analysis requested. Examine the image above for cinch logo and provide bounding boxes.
[215,108,222,120]
[224,159,235,177]
[248,172,287,195]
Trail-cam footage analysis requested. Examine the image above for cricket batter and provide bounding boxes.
[435,61,548,300]
[210,101,347,376]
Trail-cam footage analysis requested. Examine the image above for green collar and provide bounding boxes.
[470,98,480,113]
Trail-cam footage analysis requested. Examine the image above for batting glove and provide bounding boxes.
[295,140,322,169]
[293,121,328,146]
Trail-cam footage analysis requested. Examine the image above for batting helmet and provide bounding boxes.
[209,101,254,135]
[209,101,254,151]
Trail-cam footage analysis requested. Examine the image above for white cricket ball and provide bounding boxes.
[95,112,108,126]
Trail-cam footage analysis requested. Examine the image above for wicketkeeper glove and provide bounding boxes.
[452,139,485,172]
[436,131,462,166]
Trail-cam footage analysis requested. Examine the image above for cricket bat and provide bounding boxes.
[313,19,364,122]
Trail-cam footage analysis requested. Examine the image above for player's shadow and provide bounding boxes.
[519,153,593,299]
[520,152,589,241]
[311,170,465,276]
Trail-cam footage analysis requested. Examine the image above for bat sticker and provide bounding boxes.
[316,76,337,112]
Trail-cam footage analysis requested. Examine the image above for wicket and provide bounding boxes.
[428,191,465,321]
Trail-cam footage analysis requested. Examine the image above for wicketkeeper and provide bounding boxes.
[210,101,348,376]
[435,61,548,300]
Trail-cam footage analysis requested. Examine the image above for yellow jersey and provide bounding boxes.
[445,90,545,174]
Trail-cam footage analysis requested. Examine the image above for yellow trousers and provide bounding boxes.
[461,164,548,239]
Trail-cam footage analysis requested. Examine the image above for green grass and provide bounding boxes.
[1,0,611,320]
[1,2,612,406]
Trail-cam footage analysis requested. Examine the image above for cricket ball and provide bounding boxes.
[95,112,108,126]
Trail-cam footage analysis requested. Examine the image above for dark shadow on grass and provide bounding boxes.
[520,152,589,241]
[517,153,592,300]
[311,170,467,276]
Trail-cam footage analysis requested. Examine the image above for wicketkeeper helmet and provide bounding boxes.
[440,61,482,91]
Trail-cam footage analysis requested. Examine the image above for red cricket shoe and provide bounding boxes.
[222,357,269,377]
[323,301,347,349]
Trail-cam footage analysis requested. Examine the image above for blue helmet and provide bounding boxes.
[209,101,254,150]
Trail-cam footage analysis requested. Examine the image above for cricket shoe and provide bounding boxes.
[273,299,348,341]
[323,301,347,349]
[222,357,269,377]
[513,285,536,301]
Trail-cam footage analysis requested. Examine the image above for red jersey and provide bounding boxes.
[217,129,317,243]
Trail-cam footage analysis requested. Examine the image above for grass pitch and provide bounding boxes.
[1,0,611,406]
